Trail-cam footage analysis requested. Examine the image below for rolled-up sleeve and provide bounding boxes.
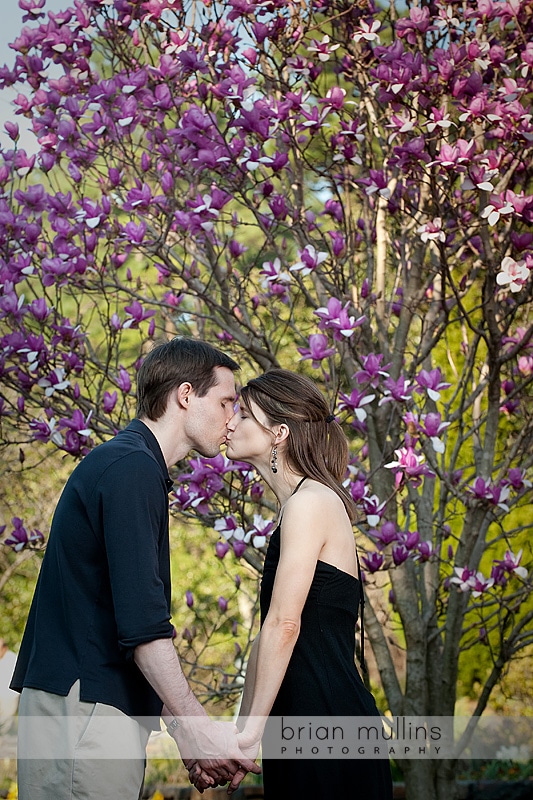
[96,451,175,657]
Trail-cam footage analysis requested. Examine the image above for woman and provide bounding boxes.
[224,369,393,798]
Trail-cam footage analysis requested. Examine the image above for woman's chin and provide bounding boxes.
[225,443,238,459]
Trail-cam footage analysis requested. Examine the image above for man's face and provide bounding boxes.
[184,367,237,458]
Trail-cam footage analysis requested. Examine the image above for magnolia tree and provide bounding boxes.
[1,0,533,796]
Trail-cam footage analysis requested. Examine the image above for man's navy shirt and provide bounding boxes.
[11,419,175,724]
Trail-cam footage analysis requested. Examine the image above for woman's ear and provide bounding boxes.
[274,423,290,444]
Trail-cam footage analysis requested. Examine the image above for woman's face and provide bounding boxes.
[225,398,274,466]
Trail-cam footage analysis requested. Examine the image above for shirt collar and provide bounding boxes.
[126,419,174,493]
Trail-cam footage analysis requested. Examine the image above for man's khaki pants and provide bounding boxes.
[17,681,150,800]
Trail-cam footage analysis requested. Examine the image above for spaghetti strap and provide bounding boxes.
[292,476,307,495]
[277,476,307,525]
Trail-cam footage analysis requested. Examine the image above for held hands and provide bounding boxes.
[226,730,261,795]
[169,717,261,794]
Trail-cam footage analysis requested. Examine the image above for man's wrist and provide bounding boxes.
[167,717,181,735]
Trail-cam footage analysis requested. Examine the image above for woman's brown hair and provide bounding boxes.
[240,369,357,522]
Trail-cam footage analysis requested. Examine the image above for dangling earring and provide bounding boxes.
[271,446,278,473]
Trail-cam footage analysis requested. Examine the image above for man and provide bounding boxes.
[11,338,260,799]
[0,638,19,734]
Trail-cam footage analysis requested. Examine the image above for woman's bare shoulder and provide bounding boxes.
[285,479,348,519]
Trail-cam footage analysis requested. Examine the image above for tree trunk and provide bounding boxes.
[401,760,438,800]
[436,760,460,800]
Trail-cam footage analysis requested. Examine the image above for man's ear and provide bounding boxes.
[176,382,193,409]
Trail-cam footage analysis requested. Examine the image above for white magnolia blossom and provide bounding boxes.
[497,256,530,293]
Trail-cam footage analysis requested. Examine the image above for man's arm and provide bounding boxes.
[134,638,261,781]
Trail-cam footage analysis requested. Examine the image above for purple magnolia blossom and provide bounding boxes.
[372,521,399,549]
[379,376,413,405]
[361,552,385,573]
[414,541,434,562]
[124,220,147,244]
[218,596,229,612]
[3,517,44,552]
[491,550,528,585]
[354,354,391,388]
[338,388,375,422]
[290,245,328,276]
[392,544,410,565]
[102,391,118,414]
[399,530,420,550]
[363,494,386,526]
[185,590,194,608]
[315,297,366,341]
[504,468,532,493]
[215,540,230,559]
[116,367,132,393]
[29,416,62,446]
[177,456,233,514]
[396,7,431,43]
[414,368,451,401]
[37,366,70,397]
[260,258,292,301]
[232,540,247,558]
[468,477,510,510]
[328,231,346,256]
[418,412,451,453]
[469,572,495,597]
[123,301,156,329]
[297,333,336,367]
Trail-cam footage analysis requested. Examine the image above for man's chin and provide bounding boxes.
[193,444,223,459]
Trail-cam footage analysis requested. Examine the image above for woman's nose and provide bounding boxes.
[227,412,237,430]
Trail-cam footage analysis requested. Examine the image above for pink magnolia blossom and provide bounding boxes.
[396,7,431,44]
[417,217,445,243]
[384,446,434,488]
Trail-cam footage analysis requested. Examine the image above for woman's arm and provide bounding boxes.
[238,490,332,745]
[237,632,260,725]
